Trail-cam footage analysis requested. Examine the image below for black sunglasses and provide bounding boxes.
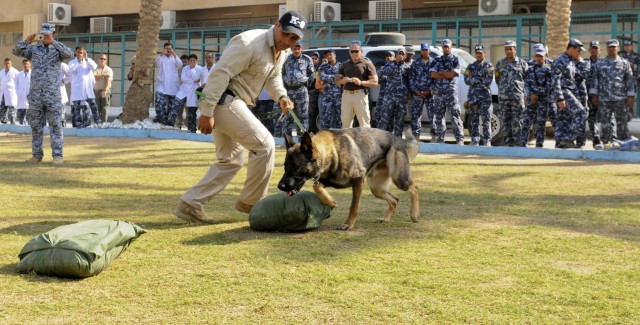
[350,50,360,54]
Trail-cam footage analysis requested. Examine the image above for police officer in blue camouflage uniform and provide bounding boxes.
[552,38,589,149]
[317,49,342,129]
[13,23,73,164]
[573,54,591,147]
[308,51,321,133]
[522,45,553,147]
[591,39,636,144]
[375,51,394,127]
[377,48,410,137]
[495,40,528,147]
[619,40,640,120]
[274,41,314,138]
[464,44,494,146]
[430,39,464,145]
[409,42,437,140]
[587,41,604,150]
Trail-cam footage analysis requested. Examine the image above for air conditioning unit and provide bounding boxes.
[314,1,341,22]
[369,1,402,20]
[278,4,287,19]
[160,10,176,30]
[478,0,512,16]
[48,3,71,26]
[90,17,113,33]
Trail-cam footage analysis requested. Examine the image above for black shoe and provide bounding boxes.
[536,143,543,148]
[153,117,164,124]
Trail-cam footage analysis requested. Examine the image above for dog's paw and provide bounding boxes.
[336,223,352,231]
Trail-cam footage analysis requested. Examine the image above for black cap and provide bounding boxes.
[474,44,485,53]
[568,38,586,52]
[590,40,600,49]
[324,48,335,54]
[279,11,307,39]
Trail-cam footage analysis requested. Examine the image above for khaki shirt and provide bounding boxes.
[201,26,289,117]
[94,65,113,91]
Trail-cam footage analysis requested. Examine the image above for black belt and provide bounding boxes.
[217,89,236,105]
[286,84,304,90]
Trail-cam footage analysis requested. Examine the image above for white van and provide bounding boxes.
[305,44,505,144]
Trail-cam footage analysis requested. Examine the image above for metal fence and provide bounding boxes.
[57,10,640,114]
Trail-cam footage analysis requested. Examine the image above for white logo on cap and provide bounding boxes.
[289,16,305,29]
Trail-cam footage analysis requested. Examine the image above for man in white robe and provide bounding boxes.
[16,59,31,125]
[68,47,101,127]
[0,58,20,124]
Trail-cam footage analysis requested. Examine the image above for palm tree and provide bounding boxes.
[546,0,572,59]
[120,0,163,123]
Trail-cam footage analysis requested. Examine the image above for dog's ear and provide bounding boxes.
[300,132,313,155]
[284,134,295,150]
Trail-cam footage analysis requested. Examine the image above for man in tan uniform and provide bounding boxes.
[174,11,306,224]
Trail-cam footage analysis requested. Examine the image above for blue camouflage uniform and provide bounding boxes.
[590,52,636,142]
[495,54,528,147]
[377,57,410,137]
[274,52,314,138]
[522,60,553,147]
[573,57,591,146]
[409,50,437,138]
[464,55,494,145]
[551,51,589,147]
[587,54,603,146]
[13,29,73,159]
[430,49,464,143]
[318,61,342,129]
[375,61,390,127]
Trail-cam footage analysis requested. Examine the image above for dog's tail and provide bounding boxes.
[403,128,419,161]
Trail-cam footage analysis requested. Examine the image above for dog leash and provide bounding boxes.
[278,109,307,133]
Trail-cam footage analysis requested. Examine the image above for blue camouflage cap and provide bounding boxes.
[294,41,303,47]
[40,23,56,35]
[474,44,485,53]
[623,40,633,45]
[421,42,430,50]
[397,47,406,54]
[215,53,221,60]
[386,50,395,57]
[324,48,335,54]
[504,40,517,47]
[606,39,620,47]
[590,40,600,48]
[568,38,586,51]
[311,51,320,57]
[442,39,452,47]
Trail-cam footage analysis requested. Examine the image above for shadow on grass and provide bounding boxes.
[0,221,79,236]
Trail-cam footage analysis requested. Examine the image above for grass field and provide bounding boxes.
[1,133,639,324]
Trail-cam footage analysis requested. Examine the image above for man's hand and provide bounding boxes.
[279,97,294,115]
[101,90,107,98]
[591,95,599,107]
[198,115,215,134]
[530,94,539,104]
[626,96,634,108]
[557,100,567,110]
[26,34,36,44]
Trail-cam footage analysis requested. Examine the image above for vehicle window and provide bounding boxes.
[334,49,350,65]
[365,51,390,69]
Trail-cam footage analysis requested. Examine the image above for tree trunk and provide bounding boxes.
[120,0,162,124]
[546,0,572,60]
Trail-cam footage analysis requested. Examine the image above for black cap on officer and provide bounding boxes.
[590,40,600,49]
[279,11,307,39]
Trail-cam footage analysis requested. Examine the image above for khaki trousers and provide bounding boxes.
[181,96,275,210]
[341,90,371,128]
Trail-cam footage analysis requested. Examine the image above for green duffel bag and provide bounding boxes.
[249,191,333,232]
[17,220,146,278]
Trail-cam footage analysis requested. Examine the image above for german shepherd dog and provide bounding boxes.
[278,128,420,230]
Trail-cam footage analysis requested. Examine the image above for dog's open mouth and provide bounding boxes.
[284,180,306,196]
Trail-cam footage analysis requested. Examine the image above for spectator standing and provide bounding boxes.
[522,45,553,148]
[574,55,591,148]
[12,22,74,164]
[307,51,321,133]
[464,44,494,146]
[200,52,216,88]
[335,41,378,128]
[175,54,189,128]
[430,39,465,145]
[170,54,201,132]
[618,40,640,117]
[276,41,314,139]
[154,42,182,125]
[591,39,636,144]
[495,40,528,147]
[377,47,410,137]
[94,54,113,123]
[0,58,19,124]
[587,41,604,150]
[68,47,101,127]
[15,59,31,125]
[409,43,436,140]
[375,51,394,128]
[317,49,342,129]
[174,11,304,222]
[551,38,589,149]
[59,62,70,126]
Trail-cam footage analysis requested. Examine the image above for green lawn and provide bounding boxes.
[1,133,639,324]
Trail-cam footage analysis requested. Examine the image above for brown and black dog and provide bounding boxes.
[278,128,420,230]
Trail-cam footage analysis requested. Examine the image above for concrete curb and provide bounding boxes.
[2,124,639,163]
